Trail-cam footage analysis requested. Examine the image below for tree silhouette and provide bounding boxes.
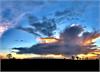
[76,56,79,60]
[7,54,12,59]
[12,57,16,59]
[71,56,75,60]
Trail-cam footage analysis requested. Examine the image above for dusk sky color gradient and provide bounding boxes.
[0,0,100,53]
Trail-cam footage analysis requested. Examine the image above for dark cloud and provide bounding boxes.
[30,17,57,36]
[12,41,96,56]
[13,44,82,55]
[62,25,83,38]
[13,25,100,56]
[13,44,60,54]
[16,26,41,37]
[16,16,57,37]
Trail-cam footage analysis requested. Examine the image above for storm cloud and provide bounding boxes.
[13,25,100,56]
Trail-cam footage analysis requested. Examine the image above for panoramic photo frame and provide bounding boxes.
[0,0,100,71]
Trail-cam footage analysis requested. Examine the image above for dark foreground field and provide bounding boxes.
[1,59,99,71]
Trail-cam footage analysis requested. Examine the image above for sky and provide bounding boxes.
[0,0,100,54]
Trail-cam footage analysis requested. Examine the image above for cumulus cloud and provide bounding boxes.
[13,25,100,56]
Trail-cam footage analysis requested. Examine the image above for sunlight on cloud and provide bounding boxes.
[0,52,65,59]
[0,22,14,37]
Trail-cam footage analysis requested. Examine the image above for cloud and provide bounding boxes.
[13,25,100,56]
[0,22,14,37]
[53,1,98,24]
[16,26,41,37]
[0,0,46,24]
[1,1,99,58]
[0,0,47,37]
[16,16,57,37]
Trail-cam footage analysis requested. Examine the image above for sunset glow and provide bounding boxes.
[38,37,59,44]
[0,0,100,60]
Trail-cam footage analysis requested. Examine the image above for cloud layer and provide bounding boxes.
[13,25,100,56]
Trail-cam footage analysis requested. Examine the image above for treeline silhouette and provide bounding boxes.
[5,53,99,60]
